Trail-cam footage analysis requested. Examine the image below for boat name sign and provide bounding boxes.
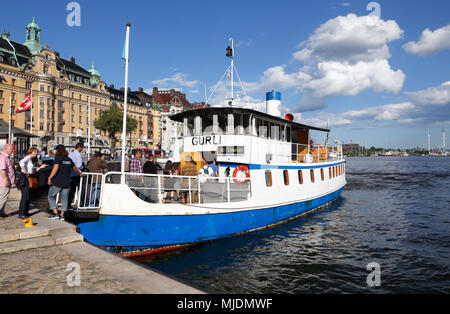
[192,135,222,146]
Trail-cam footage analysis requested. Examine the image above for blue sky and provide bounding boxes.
[1,0,449,149]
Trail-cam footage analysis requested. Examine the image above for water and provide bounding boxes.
[131,157,450,293]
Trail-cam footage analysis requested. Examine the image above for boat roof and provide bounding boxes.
[170,107,330,132]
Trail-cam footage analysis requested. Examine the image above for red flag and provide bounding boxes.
[16,92,32,113]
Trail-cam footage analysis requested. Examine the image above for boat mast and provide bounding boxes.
[428,130,431,154]
[443,128,446,154]
[226,38,234,107]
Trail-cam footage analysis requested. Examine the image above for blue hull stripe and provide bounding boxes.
[78,188,344,248]
[221,161,345,170]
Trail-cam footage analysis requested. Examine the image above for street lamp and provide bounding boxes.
[80,96,91,157]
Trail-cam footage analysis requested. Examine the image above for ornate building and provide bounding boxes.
[0,18,111,152]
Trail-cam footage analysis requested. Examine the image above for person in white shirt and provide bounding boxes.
[18,147,48,219]
[68,142,84,207]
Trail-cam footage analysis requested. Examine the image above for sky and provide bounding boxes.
[1,0,449,149]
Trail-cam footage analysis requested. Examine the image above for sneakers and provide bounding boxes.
[48,214,59,220]
[59,216,65,221]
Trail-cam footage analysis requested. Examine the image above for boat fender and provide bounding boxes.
[233,165,250,183]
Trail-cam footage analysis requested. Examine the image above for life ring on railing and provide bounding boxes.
[233,165,250,183]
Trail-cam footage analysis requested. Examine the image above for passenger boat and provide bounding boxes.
[75,39,346,257]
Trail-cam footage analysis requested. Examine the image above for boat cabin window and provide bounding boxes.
[265,170,272,187]
[270,123,280,140]
[283,170,289,185]
[321,168,325,181]
[329,167,332,179]
[202,116,214,135]
[298,170,303,184]
[217,114,227,135]
[310,169,315,183]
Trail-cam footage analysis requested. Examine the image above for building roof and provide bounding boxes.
[0,36,32,67]
[108,87,143,106]
[152,88,193,110]
[170,107,330,133]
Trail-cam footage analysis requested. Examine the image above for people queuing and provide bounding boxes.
[17,148,48,219]
[0,144,15,220]
[0,141,224,221]
[86,152,108,207]
[47,145,83,220]
[68,142,85,209]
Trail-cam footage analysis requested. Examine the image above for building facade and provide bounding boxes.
[108,85,150,149]
[0,18,111,152]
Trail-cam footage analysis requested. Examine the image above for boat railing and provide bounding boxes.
[290,143,343,163]
[75,173,105,210]
[103,171,252,205]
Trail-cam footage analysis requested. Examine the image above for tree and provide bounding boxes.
[94,104,138,155]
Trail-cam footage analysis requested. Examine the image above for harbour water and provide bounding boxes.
[131,156,450,293]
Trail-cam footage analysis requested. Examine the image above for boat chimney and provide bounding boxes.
[266,90,281,117]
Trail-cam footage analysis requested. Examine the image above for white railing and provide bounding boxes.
[290,143,343,163]
[104,172,252,205]
[76,173,105,210]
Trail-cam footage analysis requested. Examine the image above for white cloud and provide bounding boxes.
[294,14,404,64]
[341,102,415,121]
[405,81,450,105]
[152,73,201,89]
[291,14,405,101]
[302,59,405,98]
[403,24,450,56]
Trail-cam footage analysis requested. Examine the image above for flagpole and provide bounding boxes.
[87,95,91,158]
[121,23,131,180]
[30,87,33,146]
[8,96,12,144]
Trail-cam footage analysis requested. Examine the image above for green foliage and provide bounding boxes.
[94,104,138,153]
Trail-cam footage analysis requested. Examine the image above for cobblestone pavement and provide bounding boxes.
[0,245,142,294]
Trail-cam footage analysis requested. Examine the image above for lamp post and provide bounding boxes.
[80,96,91,158]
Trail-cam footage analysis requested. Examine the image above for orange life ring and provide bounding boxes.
[233,165,250,183]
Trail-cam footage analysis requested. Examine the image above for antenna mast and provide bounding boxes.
[226,37,235,107]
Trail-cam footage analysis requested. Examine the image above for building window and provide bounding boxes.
[26,82,32,89]
[12,79,15,86]
[0,104,3,113]
[310,169,315,183]
[265,170,272,187]
[58,89,63,96]
[40,85,44,91]
[40,122,44,131]
[0,90,3,99]
[283,170,289,186]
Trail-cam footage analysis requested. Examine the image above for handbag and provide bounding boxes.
[28,175,38,189]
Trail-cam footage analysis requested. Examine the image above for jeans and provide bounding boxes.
[19,179,30,218]
[48,185,70,212]
[87,183,102,207]
[68,176,80,207]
